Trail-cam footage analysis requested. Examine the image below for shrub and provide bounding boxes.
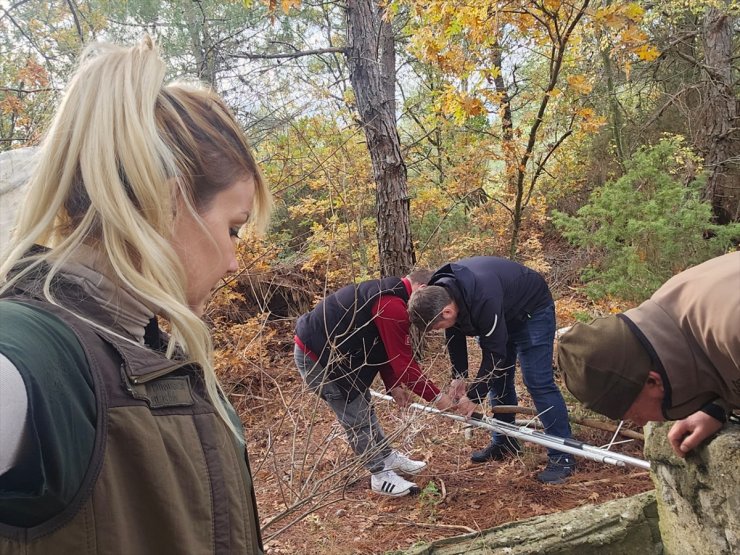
[552,137,739,302]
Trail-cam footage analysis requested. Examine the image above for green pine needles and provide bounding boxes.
[553,136,739,302]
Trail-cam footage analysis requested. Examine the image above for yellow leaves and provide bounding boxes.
[456,5,496,44]
[0,95,23,115]
[261,0,301,13]
[622,3,645,22]
[479,88,506,107]
[437,87,485,123]
[567,74,592,95]
[593,2,659,69]
[594,3,643,30]
[543,0,562,12]
[412,186,444,213]
[634,44,661,62]
[413,26,471,74]
[458,95,485,118]
[620,26,647,45]
[576,107,607,134]
[280,0,302,13]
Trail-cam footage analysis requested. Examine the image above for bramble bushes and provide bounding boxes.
[553,137,739,302]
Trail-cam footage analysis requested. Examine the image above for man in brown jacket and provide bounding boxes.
[558,252,739,458]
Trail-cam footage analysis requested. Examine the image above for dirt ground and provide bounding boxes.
[217,318,654,555]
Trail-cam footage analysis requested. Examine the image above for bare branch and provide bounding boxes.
[64,0,84,43]
[234,47,348,60]
[0,87,55,94]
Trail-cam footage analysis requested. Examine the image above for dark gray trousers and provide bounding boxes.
[294,344,391,472]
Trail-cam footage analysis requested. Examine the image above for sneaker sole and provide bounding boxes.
[470,451,521,464]
[537,477,570,485]
[372,485,421,497]
[537,470,575,485]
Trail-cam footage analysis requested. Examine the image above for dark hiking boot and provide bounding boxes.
[470,438,522,463]
[537,455,576,484]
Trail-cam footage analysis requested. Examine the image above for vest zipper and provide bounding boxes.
[105,338,192,385]
[129,361,191,384]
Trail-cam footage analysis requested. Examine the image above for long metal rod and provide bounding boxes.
[371,390,650,470]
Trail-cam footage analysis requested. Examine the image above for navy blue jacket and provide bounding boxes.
[295,277,409,400]
[429,256,552,402]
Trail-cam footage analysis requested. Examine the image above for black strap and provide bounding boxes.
[700,402,728,423]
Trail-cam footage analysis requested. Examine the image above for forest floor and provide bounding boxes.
[216,311,654,555]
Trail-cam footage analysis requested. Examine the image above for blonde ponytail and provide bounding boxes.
[1,38,271,439]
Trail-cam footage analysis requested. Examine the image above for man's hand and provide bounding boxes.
[454,396,478,418]
[433,392,456,412]
[448,378,467,401]
[389,386,413,409]
[667,411,724,457]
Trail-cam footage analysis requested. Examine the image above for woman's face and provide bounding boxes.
[172,177,255,316]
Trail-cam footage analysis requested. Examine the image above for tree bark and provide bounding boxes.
[345,0,415,277]
[185,0,217,86]
[699,6,739,222]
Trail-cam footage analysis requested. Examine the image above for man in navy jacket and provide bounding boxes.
[408,256,575,484]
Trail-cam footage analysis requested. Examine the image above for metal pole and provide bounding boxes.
[371,390,650,470]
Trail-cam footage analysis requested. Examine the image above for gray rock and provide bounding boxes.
[645,422,740,555]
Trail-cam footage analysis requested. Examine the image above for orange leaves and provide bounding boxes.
[594,3,644,30]
[592,2,660,72]
[566,74,592,95]
[437,87,485,123]
[1,56,52,142]
[261,0,301,14]
[0,95,23,116]
[16,58,49,88]
[634,44,660,62]
[280,0,302,13]
[575,107,607,134]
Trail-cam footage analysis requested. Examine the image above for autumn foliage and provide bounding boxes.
[1,0,738,550]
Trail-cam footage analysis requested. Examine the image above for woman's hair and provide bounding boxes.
[407,285,452,331]
[0,38,271,438]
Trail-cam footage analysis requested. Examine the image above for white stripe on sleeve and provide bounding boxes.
[484,315,498,337]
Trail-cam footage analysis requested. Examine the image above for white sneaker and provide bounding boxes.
[371,470,419,497]
[383,450,427,475]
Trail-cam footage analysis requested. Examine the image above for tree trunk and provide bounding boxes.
[185,0,217,86]
[379,15,396,117]
[699,6,739,222]
[601,48,626,170]
[345,0,415,277]
[488,44,521,259]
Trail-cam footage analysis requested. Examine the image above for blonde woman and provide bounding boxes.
[0,39,271,554]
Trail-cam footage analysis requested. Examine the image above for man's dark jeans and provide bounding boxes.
[487,304,572,458]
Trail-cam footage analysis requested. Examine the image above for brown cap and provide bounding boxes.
[558,315,652,420]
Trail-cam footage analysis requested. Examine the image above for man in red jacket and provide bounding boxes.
[294,270,460,497]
